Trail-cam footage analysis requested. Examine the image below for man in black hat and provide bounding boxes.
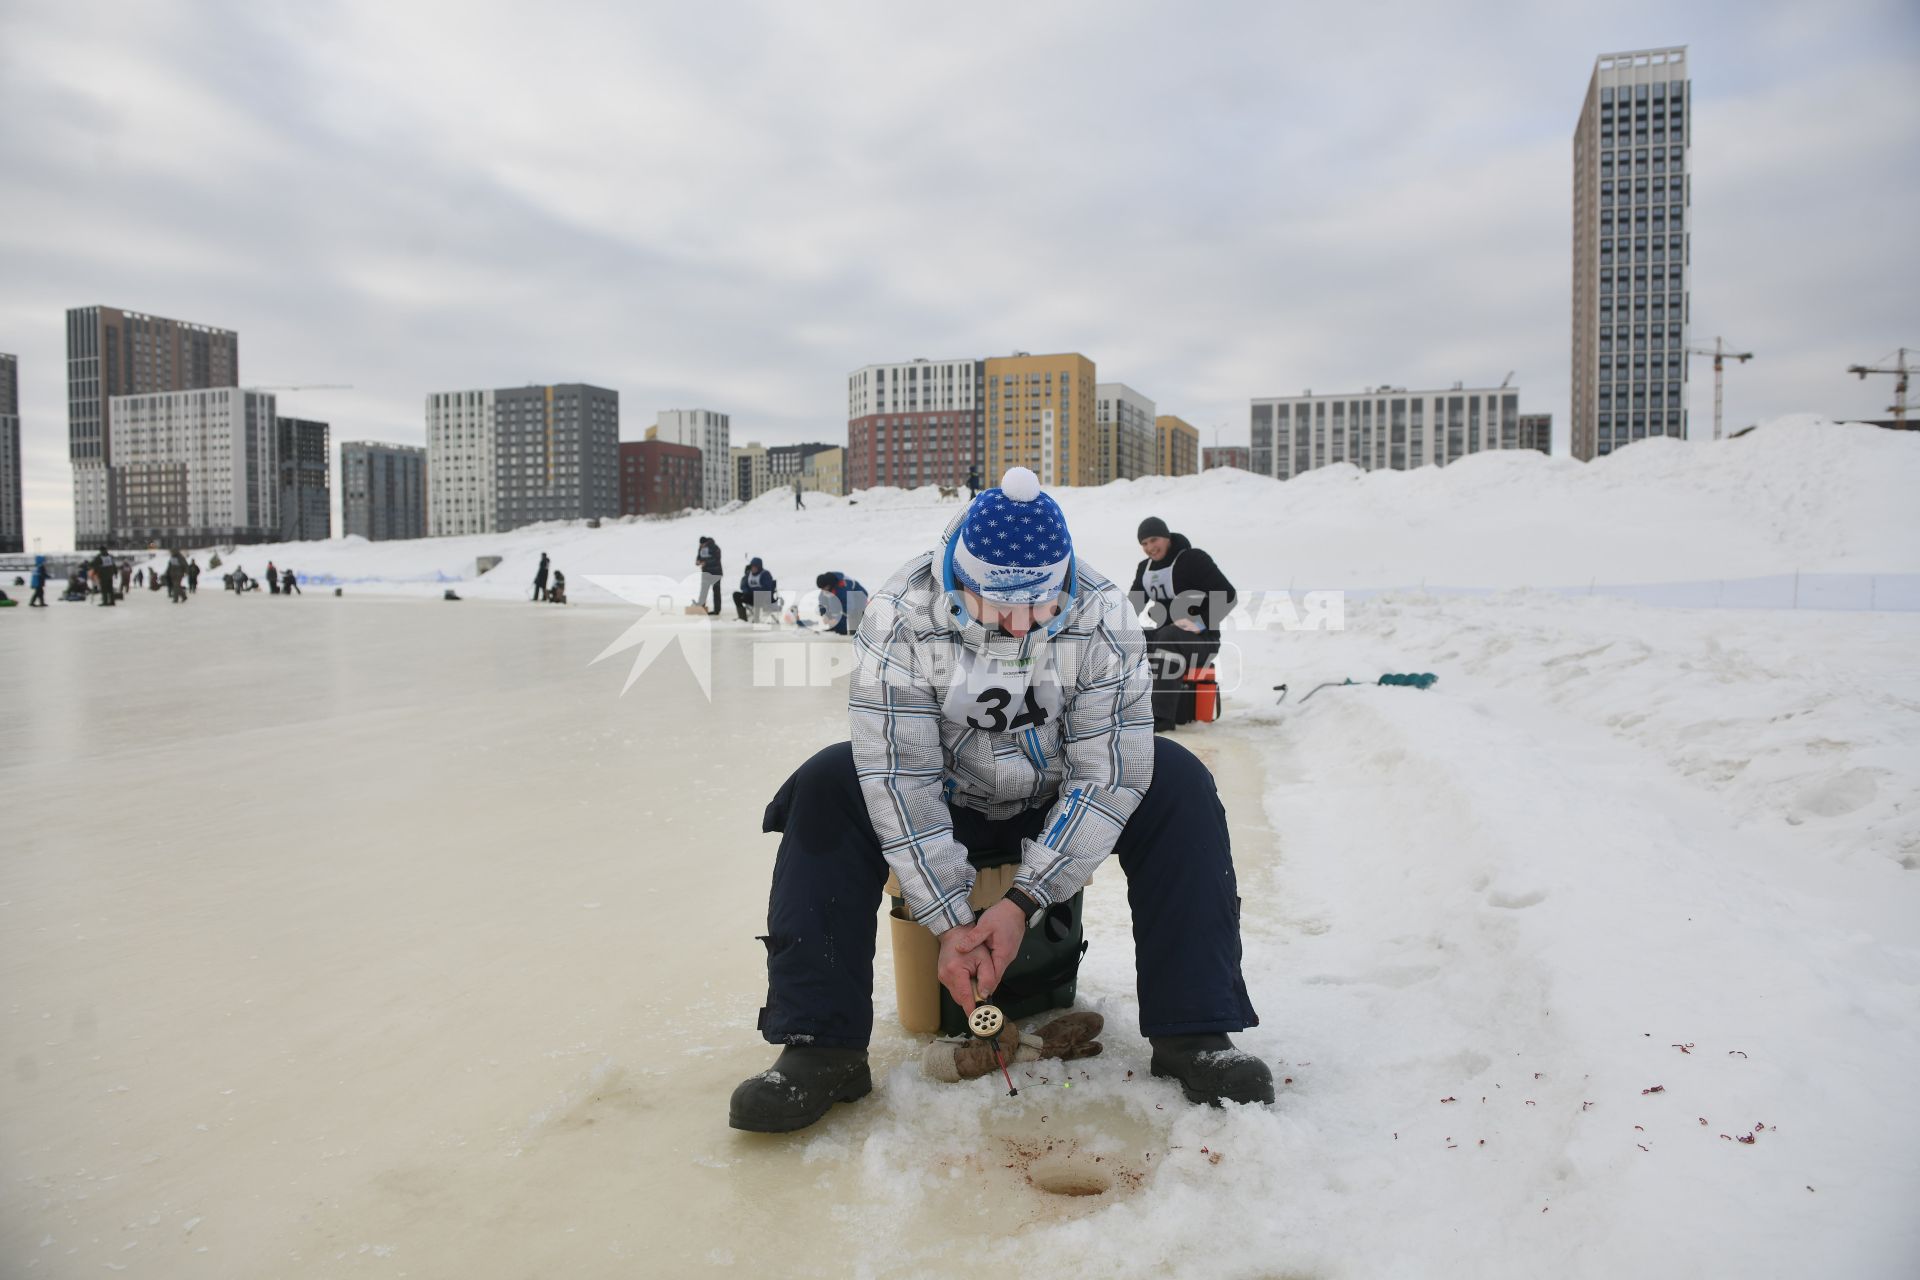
[695,536,723,615]
[1129,517,1237,732]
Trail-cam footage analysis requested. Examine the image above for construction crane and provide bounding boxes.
[1683,337,1753,441]
[1499,371,1514,389]
[1846,348,1913,430]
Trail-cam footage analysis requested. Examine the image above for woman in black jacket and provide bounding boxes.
[1128,517,1237,731]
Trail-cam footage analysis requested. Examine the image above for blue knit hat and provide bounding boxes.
[949,467,1073,604]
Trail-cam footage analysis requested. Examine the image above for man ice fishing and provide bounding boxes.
[732,467,1271,1132]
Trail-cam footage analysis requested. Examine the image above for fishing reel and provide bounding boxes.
[969,979,1017,1096]
[968,979,1005,1039]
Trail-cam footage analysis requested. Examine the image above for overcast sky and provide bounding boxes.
[3,0,1916,548]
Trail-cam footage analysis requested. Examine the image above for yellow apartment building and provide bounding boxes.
[1156,414,1200,477]
[983,352,1097,488]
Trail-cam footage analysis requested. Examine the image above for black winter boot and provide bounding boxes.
[728,1046,872,1133]
[1149,1034,1274,1106]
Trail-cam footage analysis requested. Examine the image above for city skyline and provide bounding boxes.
[2,0,1916,547]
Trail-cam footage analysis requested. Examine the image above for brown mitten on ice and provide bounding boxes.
[1033,1011,1104,1062]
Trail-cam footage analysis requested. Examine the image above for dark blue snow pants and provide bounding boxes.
[755,736,1259,1048]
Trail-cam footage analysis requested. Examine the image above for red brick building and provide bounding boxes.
[847,359,984,492]
[848,414,982,491]
[620,439,702,516]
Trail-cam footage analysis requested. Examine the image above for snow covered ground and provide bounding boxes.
[161,416,1919,611]
[5,419,1918,1278]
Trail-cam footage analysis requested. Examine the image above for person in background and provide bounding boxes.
[547,570,567,604]
[29,555,48,607]
[282,567,300,595]
[813,571,868,635]
[1128,517,1238,733]
[966,466,981,500]
[734,557,778,623]
[187,558,200,593]
[793,479,806,511]
[266,560,280,595]
[119,560,131,597]
[134,567,145,588]
[695,536,723,616]
[165,551,187,603]
[533,552,550,602]
[93,547,118,606]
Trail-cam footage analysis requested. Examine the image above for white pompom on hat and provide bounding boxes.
[999,466,1042,503]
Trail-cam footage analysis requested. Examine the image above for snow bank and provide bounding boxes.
[182,417,1919,606]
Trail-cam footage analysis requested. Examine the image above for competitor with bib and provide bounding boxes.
[1130,516,1239,732]
[731,468,1271,1132]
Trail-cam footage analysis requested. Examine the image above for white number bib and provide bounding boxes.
[941,648,1064,735]
[1142,562,1176,605]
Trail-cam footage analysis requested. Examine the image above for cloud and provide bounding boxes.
[1,0,1914,547]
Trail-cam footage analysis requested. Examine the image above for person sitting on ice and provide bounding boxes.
[733,557,778,623]
[813,570,868,635]
[729,466,1271,1133]
[546,570,567,605]
[1128,516,1238,733]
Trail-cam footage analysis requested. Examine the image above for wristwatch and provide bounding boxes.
[1002,886,1047,929]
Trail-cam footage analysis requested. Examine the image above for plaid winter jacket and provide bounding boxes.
[850,511,1154,935]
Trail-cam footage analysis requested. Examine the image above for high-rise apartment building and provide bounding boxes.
[495,384,619,529]
[0,353,20,553]
[1202,446,1251,472]
[846,358,983,492]
[109,387,278,547]
[1249,385,1525,479]
[618,439,702,516]
[426,383,619,535]
[983,352,1096,487]
[1518,413,1553,455]
[426,389,496,536]
[802,446,845,497]
[731,442,771,504]
[277,417,331,542]
[66,306,238,545]
[1573,47,1691,460]
[1156,415,1200,478]
[767,442,837,487]
[1092,383,1158,485]
[652,409,731,510]
[341,441,427,541]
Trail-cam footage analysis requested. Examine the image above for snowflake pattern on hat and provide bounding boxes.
[950,469,1074,603]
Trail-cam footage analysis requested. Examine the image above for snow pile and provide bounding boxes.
[823,591,1920,1278]
[186,417,1920,604]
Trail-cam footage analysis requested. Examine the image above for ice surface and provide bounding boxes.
[3,420,1918,1277]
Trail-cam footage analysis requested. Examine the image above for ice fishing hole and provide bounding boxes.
[1029,1157,1112,1198]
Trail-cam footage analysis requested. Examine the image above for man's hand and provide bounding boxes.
[935,899,1029,1012]
[1173,616,1204,633]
